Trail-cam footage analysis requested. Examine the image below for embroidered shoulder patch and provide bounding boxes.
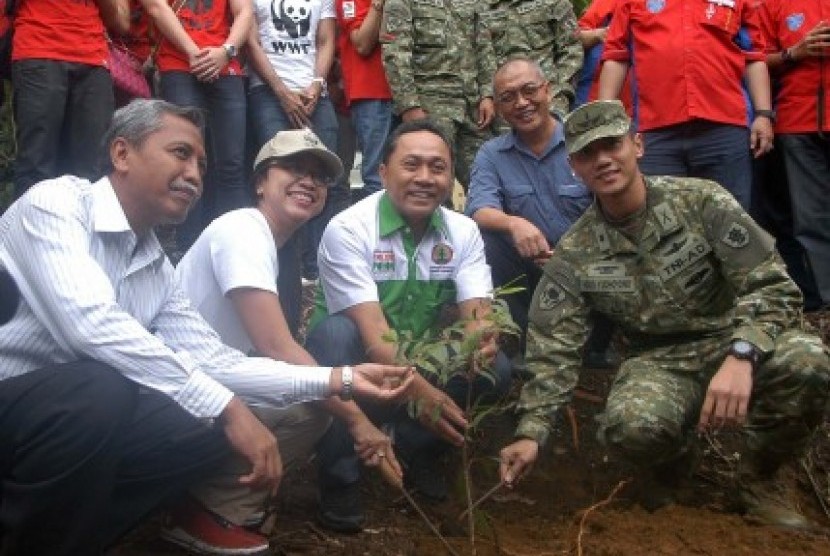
[721,222,749,249]
[538,282,565,310]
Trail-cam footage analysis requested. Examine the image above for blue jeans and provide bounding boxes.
[305,314,512,489]
[778,133,830,306]
[12,60,114,196]
[350,99,393,195]
[640,120,752,210]
[160,72,248,250]
[248,84,340,278]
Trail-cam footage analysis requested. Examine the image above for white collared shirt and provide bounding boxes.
[0,176,331,419]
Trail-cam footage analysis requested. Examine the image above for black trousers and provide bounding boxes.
[11,59,115,197]
[0,361,230,556]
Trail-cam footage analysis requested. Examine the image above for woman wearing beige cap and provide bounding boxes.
[168,128,400,556]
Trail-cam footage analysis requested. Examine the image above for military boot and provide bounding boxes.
[736,459,813,529]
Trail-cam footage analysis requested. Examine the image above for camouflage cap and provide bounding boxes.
[563,100,631,155]
[253,128,343,184]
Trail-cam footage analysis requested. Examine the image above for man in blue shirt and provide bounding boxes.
[466,56,592,349]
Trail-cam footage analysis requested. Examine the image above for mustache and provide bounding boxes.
[170,179,202,201]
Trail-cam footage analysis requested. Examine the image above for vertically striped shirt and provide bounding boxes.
[0,176,332,419]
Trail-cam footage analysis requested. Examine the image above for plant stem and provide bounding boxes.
[400,486,461,556]
[458,480,504,521]
[463,372,476,555]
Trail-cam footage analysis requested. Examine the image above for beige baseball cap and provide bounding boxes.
[253,128,343,184]
[563,100,631,155]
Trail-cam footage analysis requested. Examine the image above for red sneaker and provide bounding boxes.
[161,499,271,556]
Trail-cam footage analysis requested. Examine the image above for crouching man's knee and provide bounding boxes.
[598,401,690,466]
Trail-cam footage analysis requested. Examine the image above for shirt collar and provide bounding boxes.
[91,177,133,234]
[91,176,166,263]
[497,117,566,158]
[378,192,444,237]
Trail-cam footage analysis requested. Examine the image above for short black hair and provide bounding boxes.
[380,119,455,168]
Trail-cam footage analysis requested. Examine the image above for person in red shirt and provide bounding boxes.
[10,0,124,197]
[156,0,252,254]
[759,0,830,310]
[598,0,775,209]
[335,0,393,196]
[10,0,200,198]
[575,0,633,113]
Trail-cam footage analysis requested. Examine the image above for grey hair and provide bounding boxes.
[492,55,546,93]
[99,99,205,174]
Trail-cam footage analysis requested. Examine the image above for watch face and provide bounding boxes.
[732,340,754,357]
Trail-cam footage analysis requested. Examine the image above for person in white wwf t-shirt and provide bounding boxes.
[171,129,401,555]
[246,0,344,285]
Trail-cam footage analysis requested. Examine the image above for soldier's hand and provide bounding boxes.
[499,438,538,487]
[697,356,753,433]
[477,97,495,129]
[402,107,429,122]
[220,397,283,496]
[508,215,551,260]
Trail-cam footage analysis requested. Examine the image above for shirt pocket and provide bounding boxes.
[556,182,593,222]
[504,182,538,216]
[412,9,448,48]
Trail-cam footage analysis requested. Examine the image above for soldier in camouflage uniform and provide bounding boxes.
[478,0,583,116]
[379,0,496,187]
[499,100,830,529]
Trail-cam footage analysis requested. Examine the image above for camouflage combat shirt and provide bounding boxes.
[380,0,496,118]
[478,0,583,115]
[516,176,805,446]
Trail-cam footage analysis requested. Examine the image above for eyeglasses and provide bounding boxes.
[279,160,335,188]
[495,81,548,105]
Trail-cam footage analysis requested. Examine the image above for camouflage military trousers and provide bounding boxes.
[423,103,492,189]
[596,330,830,468]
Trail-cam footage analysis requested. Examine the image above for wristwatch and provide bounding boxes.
[728,340,761,371]
[222,43,238,60]
[339,366,354,401]
[755,109,776,123]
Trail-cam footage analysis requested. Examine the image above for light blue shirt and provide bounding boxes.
[465,123,592,244]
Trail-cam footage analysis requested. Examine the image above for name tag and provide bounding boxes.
[581,276,636,293]
[414,0,444,7]
[517,0,544,15]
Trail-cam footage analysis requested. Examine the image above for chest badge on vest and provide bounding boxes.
[432,243,454,265]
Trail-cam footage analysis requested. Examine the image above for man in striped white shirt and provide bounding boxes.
[0,99,413,556]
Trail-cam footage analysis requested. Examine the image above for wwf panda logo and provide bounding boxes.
[271,0,313,39]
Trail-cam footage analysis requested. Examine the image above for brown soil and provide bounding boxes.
[115,312,830,556]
